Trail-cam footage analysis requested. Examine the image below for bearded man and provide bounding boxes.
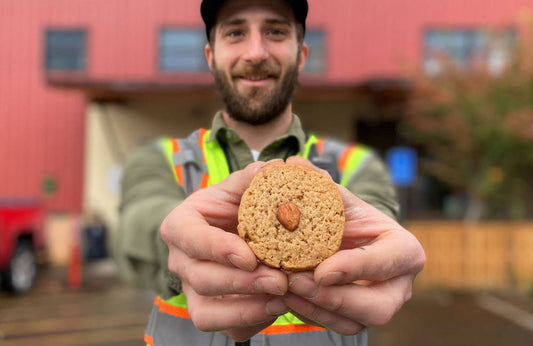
[114,1,425,345]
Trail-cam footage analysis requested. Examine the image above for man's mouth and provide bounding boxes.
[236,73,276,81]
[234,74,277,88]
[233,65,279,83]
[242,75,271,81]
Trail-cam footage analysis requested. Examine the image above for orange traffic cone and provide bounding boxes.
[67,215,82,290]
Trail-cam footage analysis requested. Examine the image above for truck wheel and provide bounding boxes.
[1,240,36,293]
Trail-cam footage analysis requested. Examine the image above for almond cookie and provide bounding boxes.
[238,164,345,271]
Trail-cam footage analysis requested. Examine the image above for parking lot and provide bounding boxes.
[1,262,533,346]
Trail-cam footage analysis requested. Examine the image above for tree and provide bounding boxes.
[404,12,533,221]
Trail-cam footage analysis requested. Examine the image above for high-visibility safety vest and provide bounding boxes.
[145,128,374,346]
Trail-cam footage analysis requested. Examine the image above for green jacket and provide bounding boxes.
[113,112,399,298]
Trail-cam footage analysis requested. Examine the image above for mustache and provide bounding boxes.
[232,63,280,78]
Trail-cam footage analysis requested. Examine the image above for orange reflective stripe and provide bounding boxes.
[170,139,184,185]
[174,165,183,185]
[154,296,190,318]
[144,334,155,346]
[338,146,353,171]
[316,138,324,156]
[261,323,325,335]
[198,128,207,163]
[200,173,209,189]
[172,139,180,153]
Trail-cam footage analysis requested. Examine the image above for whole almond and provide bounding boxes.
[277,202,300,231]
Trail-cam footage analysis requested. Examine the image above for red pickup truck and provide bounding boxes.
[0,198,45,293]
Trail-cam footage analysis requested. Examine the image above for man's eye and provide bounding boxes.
[227,30,244,38]
[269,29,285,36]
[266,28,288,39]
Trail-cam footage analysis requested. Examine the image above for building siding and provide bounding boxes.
[1,1,86,212]
[1,0,531,212]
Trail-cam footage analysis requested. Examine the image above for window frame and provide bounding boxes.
[44,28,88,72]
[158,27,209,73]
[302,29,327,75]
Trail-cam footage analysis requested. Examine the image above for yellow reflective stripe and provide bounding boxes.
[164,292,188,308]
[159,137,178,182]
[203,129,230,186]
[272,312,306,325]
[298,134,319,158]
[339,145,371,187]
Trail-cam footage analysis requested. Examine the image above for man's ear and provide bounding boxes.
[298,42,309,72]
[205,43,214,71]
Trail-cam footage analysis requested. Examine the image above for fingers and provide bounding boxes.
[278,169,424,334]
[171,247,287,296]
[161,160,288,271]
[162,209,258,271]
[284,294,365,335]
[183,284,289,333]
[316,230,425,284]
[286,273,415,330]
[194,161,275,228]
[312,184,425,285]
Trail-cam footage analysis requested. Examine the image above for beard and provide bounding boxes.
[212,55,300,126]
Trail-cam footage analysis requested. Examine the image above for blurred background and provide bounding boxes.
[1,0,533,345]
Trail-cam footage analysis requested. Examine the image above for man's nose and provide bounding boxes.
[242,32,269,63]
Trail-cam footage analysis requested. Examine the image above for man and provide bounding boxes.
[114,0,425,345]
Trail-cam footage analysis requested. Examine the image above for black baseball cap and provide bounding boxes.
[201,0,308,41]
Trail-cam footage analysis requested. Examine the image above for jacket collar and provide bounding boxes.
[208,111,307,153]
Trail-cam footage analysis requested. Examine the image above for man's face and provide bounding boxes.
[205,0,308,125]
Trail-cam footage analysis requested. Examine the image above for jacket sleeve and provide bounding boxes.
[112,141,185,298]
[345,154,400,221]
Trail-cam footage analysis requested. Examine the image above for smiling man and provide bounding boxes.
[207,0,306,128]
[114,1,425,345]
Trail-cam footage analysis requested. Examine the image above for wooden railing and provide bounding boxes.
[407,221,533,291]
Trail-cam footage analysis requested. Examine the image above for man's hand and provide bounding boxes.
[161,156,425,340]
[282,158,426,335]
[160,160,290,342]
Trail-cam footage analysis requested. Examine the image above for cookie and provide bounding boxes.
[238,164,345,271]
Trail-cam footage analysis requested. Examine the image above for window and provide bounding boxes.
[45,29,87,71]
[423,28,516,76]
[159,28,208,72]
[303,30,326,74]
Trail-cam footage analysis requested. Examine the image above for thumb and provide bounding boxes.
[207,159,285,206]
[188,160,284,229]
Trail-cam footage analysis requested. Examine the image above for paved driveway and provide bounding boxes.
[1,263,533,346]
[369,291,533,346]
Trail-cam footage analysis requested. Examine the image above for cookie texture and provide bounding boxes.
[238,164,345,271]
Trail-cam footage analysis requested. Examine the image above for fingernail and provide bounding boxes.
[319,271,345,286]
[227,254,255,271]
[266,297,289,316]
[254,277,284,296]
[289,275,319,299]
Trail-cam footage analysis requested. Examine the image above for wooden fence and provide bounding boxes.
[407,221,533,292]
